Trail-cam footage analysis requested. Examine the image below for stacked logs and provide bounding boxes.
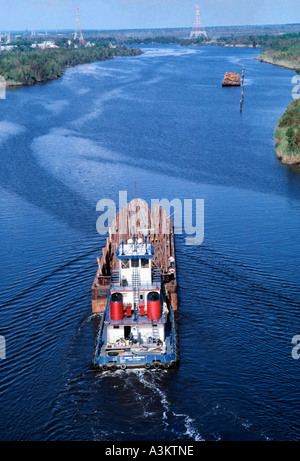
[91,199,178,314]
[222,72,241,86]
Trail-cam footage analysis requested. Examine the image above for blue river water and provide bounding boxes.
[0,44,300,441]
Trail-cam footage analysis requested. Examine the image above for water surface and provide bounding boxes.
[0,45,300,441]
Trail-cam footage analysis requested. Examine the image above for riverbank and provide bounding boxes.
[256,50,300,72]
[253,35,300,165]
[0,45,142,88]
[274,99,300,165]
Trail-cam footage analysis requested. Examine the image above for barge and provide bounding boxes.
[92,198,179,371]
[222,72,241,87]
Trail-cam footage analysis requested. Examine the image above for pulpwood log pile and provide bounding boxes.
[91,199,178,314]
[222,72,241,86]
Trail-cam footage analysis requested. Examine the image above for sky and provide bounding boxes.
[0,0,299,31]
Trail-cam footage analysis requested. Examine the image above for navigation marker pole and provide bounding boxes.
[240,67,245,112]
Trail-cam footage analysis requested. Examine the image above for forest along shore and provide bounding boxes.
[255,34,300,165]
[274,99,300,165]
[1,45,142,87]
[255,35,300,73]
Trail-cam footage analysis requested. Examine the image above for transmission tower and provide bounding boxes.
[74,6,85,46]
[190,4,208,39]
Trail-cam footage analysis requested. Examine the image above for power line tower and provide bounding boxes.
[190,4,208,39]
[74,6,85,46]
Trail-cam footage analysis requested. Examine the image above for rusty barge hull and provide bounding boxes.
[91,199,178,315]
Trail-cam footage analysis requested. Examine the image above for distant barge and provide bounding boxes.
[222,72,241,86]
[92,198,179,371]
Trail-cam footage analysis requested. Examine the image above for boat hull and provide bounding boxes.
[93,303,179,372]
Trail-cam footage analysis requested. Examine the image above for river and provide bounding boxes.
[0,44,300,441]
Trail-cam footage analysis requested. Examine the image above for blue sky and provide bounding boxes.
[0,0,299,31]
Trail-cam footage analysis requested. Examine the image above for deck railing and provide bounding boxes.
[110,268,162,291]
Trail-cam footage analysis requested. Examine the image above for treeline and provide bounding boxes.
[119,36,182,45]
[83,35,184,45]
[84,34,206,46]
[180,37,209,46]
[275,99,300,161]
[256,33,300,73]
[96,34,208,46]
[180,31,300,49]
[213,32,300,48]
[0,45,142,85]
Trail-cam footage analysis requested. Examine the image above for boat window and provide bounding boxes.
[141,258,149,268]
[131,259,139,268]
[124,326,131,340]
[121,259,130,269]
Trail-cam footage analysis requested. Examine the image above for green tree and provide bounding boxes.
[286,127,297,151]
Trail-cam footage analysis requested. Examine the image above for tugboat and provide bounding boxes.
[92,198,179,371]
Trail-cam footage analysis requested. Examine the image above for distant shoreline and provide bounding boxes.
[2,46,143,89]
[4,61,113,88]
[5,73,64,87]
[255,55,299,72]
